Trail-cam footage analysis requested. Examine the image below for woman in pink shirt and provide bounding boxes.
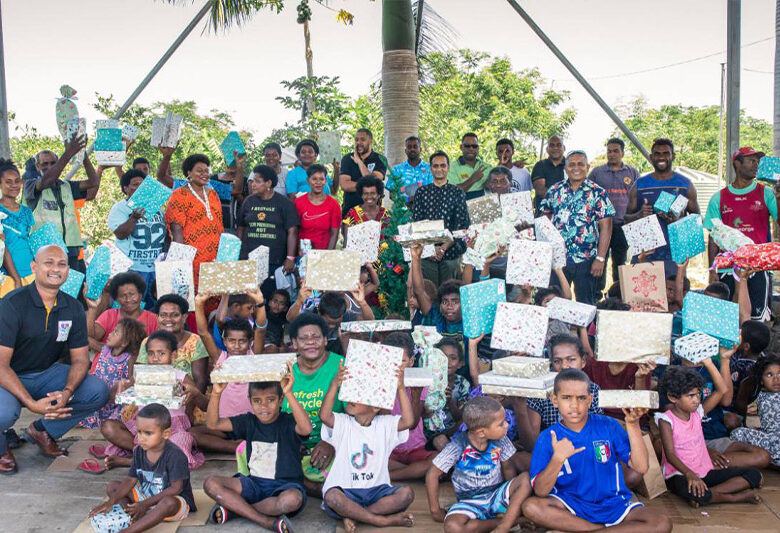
[295,164,341,250]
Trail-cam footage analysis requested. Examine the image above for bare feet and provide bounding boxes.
[104,455,131,470]
[383,512,414,528]
[343,518,357,533]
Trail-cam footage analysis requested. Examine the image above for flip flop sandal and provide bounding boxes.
[273,515,294,533]
[78,458,106,475]
[89,445,107,459]
[208,504,233,525]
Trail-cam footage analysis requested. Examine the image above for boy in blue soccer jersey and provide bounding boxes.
[522,369,672,532]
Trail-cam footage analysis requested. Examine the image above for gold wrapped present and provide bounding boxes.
[135,384,177,399]
[134,364,177,385]
[340,320,413,333]
[199,260,258,295]
[595,310,672,364]
[481,384,552,399]
[210,353,297,383]
[491,356,550,378]
[598,390,659,409]
[467,194,502,225]
[479,370,557,389]
[115,386,184,409]
[404,367,433,387]
[306,250,362,291]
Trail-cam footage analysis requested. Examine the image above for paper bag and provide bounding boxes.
[636,433,667,499]
[618,262,668,312]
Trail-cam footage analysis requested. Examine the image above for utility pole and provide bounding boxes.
[719,62,726,184]
[0,1,11,159]
[726,0,741,183]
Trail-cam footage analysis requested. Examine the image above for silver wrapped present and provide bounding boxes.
[598,390,659,409]
[248,245,270,285]
[166,242,197,263]
[150,111,183,148]
[669,194,689,217]
[135,384,177,399]
[306,249,362,291]
[339,339,405,410]
[546,297,597,327]
[479,370,557,389]
[199,260,258,295]
[404,367,433,387]
[674,331,719,364]
[596,310,672,364]
[115,386,184,409]
[210,353,297,383]
[481,384,552,399]
[467,194,502,225]
[340,320,413,333]
[490,303,549,356]
[134,364,176,385]
[534,216,567,268]
[491,355,550,378]
[156,260,194,308]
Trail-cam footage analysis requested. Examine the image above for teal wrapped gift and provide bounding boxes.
[668,214,705,263]
[682,291,739,346]
[653,190,675,214]
[127,176,172,218]
[28,222,67,256]
[757,156,780,183]
[60,269,85,298]
[220,131,246,167]
[216,233,241,262]
[85,246,111,300]
[93,128,123,151]
[460,279,506,338]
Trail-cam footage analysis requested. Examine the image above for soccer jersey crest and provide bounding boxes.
[593,440,611,463]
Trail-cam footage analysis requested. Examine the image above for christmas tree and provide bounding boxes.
[377,171,413,318]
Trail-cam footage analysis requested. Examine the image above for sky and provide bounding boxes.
[2,0,777,159]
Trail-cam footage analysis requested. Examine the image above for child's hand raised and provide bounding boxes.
[281,361,295,395]
[194,292,210,307]
[635,360,656,378]
[396,363,405,390]
[211,382,227,395]
[550,430,585,462]
[622,407,648,425]
[335,361,347,387]
[247,287,264,306]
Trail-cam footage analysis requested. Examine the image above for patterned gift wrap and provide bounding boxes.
[155,260,194,308]
[134,364,177,385]
[28,222,67,256]
[210,353,297,383]
[340,320,412,333]
[668,214,706,263]
[345,220,381,263]
[533,216,566,268]
[467,194,502,225]
[101,240,134,277]
[681,292,740,346]
[94,148,126,167]
[669,195,689,217]
[199,260,258,295]
[306,249,362,291]
[115,387,184,409]
[166,242,197,263]
[674,331,720,364]
[60,268,85,298]
[479,370,556,389]
[410,219,444,233]
[598,390,659,409]
[394,229,454,248]
[402,244,435,262]
[248,245,270,285]
[404,367,433,387]
[459,218,518,269]
[481,384,552,399]
[64,117,86,165]
[713,242,780,272]
[85,246,111,300]
[653,190,676,214]
[219,131,246,167]
[122,124,139,142]
[506,238,552,287]
[216,233,242,262]
[709,219,754,253]
[500,191,534,225]
[134,384,177,399]
[150,112,183,148]
[491,355,550,378]
[338,339,405,410]
[757,155,780,183]
[546,297,597,327]
[490,303,549,356]
[316,130,342,164]
[460,279,506,338]
[618,262,668,312]
[90,504,131,533]
[127,176,172,218]
[595,310,673,363]
[622,215,667,255]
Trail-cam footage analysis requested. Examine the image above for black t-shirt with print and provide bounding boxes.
[230,411,305,483]
[339,152,387,216]
[237,193,300,268]
[129,440,196,510]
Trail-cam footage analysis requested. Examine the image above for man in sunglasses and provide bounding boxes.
[448,133,491,200]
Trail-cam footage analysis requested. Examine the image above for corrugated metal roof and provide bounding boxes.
[674,166,724,210]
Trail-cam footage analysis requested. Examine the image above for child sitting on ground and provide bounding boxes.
[319,361,416,532]
[202,362,313,529]
[731,354,780,468]
[88,403,196,532]
[98,331,207,472]
[426,396,531,533]
[189,290,267,454]
[657,364,763,506]
[264,289,291,352]
[81,318,147,429]
[384,332,437,481]
[425,338,469,451]
[523,369,671,532]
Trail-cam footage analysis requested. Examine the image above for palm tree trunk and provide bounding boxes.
[303,17,316,118]
[382,0,419,168]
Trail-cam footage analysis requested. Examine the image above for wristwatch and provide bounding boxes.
[595,256,605,263]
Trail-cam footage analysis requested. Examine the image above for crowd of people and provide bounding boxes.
[0,126,777,533]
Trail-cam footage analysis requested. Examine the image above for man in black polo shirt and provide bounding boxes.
[338,128,387,216]
[0,245,108,474]
[531,135,566,210]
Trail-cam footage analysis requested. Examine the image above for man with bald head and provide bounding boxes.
[532,136,566,210]
[0,245,108,474]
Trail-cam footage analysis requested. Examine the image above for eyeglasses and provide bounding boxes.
[462,144,479,149]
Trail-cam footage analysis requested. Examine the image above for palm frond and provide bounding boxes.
[412,0,457,58]
[161,0,283,33]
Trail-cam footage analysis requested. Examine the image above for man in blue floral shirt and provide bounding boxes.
[540,150,615,304]
[390,136,432,202]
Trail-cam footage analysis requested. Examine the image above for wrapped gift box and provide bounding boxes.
[668,214,706,263]
[546,297,597,327]
[596,310,672,363]
[306,249,362,291]
[459,217,517,269]
[155,260,194,308]
[506,238,552,287]
[340,320,412,333]
[460,279,506,338]
[338,339,404,410]
[411,220,444,233]
[757,155,780,183]
[219,131,246,167]
[622,215,667,256]
[101,240,134,277]
[670,195,689,217]
[135,384,177,398]
[210,353,297,383]
[345,220,381,263]
[166,242,197,263]
[95,147,126,167]
[248,245,270,285]
[402,244,435,262]
[122,124,139,142]
[317,130,342,164]
[709,218,754,252]
[500,192,534,224]
[134,364,177,385]
[682,292,739,346]
[598,390,659,409]
[150,111,183,148]
[395,228,454,248]
[90,504,132,533]
[127,176,172,218]
[216,233,242,262]
[404,367,433,387]
[490,303,549,356]
[65,117,86,165]
[479,370,557,389]
[115,386,184,409]
[85,246,111,300]
[714,242,780,272]
[199,260,258,294]
[491,355,550,377]
[29,222,67,255]
[534,216,566,268]
[674,331,720,364]
[653,190,676,214]
[618,262,668,312]
[481,384,552,399]
[60,268,85,299]
[467,194,502,225]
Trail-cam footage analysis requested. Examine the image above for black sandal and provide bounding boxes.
[208,504,232,524]
[273,515,294,533]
